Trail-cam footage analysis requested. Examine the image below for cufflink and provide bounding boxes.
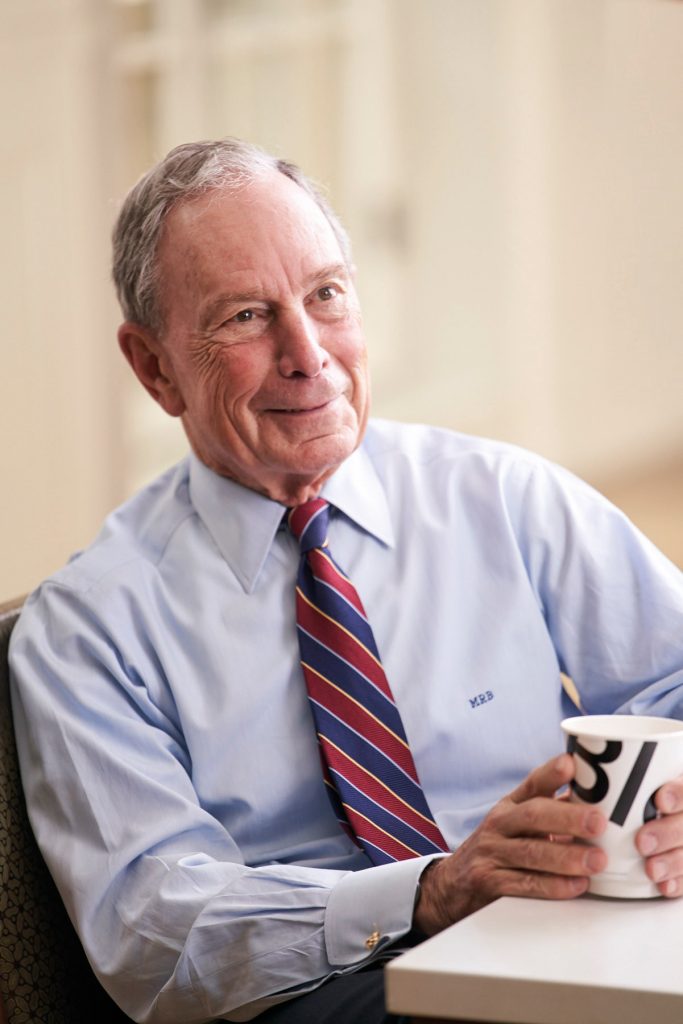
[364,929,381,950]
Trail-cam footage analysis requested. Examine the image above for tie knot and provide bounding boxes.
[288,498,329,552]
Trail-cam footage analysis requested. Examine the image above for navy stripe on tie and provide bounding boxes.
[329,767,447,855]
[299,562,380,658]
[311,701,429,804]
[297,626,407,736]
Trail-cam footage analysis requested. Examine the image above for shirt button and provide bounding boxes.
[364,929,381,951]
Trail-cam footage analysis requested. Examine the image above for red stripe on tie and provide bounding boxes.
[318,745,359,845]
[296,592,392,701]
[307,548,366,617]
[327,742,448,850]
[304,664,418,781]
[343,806,420,862]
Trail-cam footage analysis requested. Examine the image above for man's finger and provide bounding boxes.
[508,753,574,805]
[496,796,607,843]
[655,775,683,815]
[498,835,607,877]
[488,868,590,902]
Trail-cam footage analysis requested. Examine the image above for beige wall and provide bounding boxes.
[0,1,124,597]
[385,0,683,477]
[1,0,682,598]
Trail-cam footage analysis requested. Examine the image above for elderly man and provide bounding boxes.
[9,138,683,1024]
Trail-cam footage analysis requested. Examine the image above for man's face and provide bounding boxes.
[148,171,370,505]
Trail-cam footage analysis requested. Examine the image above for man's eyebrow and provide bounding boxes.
[305,262,350,285]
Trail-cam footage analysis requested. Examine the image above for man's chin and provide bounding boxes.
[266,407,363,453]
[281,432,358,475]
[257,429,363,501]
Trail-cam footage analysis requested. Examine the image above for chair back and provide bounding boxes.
[0,598,132,1023]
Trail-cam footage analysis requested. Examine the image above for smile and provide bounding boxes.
[270,398,339,415]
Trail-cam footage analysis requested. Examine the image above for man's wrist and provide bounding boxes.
[412,856,449,937]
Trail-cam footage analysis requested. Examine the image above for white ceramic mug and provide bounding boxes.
[561,714,683,898]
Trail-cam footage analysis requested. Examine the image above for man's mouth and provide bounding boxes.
[270,397,338,415]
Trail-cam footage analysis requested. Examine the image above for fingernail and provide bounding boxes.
[664,879,678,897]
[651,860,667,882]
[586,812,604,836]
[640,833,658,856]
[658,789,675,813]
[586,849,605,872]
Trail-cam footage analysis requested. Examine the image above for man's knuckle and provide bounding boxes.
[515,871,540,897]
[468,861,490,890]
[485,803,507,829]
[513,837,540,870]
[519,800,545,832]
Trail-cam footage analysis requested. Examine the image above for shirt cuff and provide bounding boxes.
[324,855,438,966]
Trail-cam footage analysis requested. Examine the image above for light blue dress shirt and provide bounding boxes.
[9,420,683,1023]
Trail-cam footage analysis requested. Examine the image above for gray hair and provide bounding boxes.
[112,138,352,333]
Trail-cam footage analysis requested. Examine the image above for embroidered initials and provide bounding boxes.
[469,691,495,709]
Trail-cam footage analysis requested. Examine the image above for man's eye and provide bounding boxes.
[317,285,339,301]
[232,309,255,323]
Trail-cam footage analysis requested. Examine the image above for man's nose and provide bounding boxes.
[276,310,328,377]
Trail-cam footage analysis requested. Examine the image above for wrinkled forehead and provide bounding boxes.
[162,171,339,263]
[157,172,345,302]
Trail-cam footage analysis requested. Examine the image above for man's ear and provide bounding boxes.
[117,323,186,418]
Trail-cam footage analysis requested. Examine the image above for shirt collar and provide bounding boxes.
[320,443,394,549]
[187,440,394,594]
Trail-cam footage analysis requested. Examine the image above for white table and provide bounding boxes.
[385,894,683,1023]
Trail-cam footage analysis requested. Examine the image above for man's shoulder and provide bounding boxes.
[360,418,587,514]
[10,460,200,665]
[363,418,538,470]
[45,459,195,596]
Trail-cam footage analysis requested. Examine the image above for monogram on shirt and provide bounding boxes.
[469,690,495,709]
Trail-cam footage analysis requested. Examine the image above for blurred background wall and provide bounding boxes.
[1,0,682,598]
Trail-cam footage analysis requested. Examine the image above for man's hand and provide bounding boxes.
[414,753,608,936]
[637,776,683,897]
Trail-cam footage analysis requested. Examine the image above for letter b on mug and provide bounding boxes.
[562,715,683,898]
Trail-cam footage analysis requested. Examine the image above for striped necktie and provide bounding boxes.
[288,498,448,865]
